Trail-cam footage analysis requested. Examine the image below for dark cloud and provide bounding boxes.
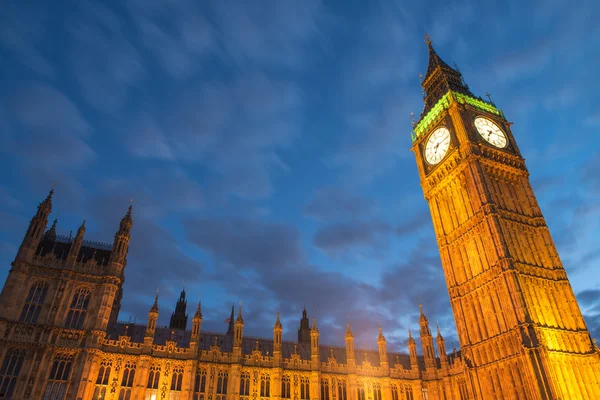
[0,3,55,77]
[1,83,95,172]
[126,0,214,79]
[126,72,302,200]
[304,186,375,220]
[211,0,325,69]
[313,221,391,253]
[185,217,303,271]
[68,2,146,114]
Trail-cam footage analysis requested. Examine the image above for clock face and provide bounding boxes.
[474,117,507,148]
[425,127,451,165]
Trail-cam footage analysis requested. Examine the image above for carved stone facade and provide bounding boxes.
[1,38,599,400]
[411,37,600,398]
[0,189,468,400]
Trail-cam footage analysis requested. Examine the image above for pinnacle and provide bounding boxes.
[150,293,159,313]
[236,304,244,323]
[39,188,54,213]
[274,311,282,329]
[194,301,202,318]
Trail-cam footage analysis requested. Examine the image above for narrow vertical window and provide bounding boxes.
[118,361,136,400]
[169,366,183,400]
[281,375,291,399]
[337,380,347,400]
[390,384,398,400]
[193,369,207,400]
[240,372,250,397]
[300,377,310,400]
[216,370,228,400]
[320,379,329,400]
[43,353,73,400]
[64,288,91,329]
[0,349,25,399]
[147,365,160,389]
[260,375,270,398]
[373,383,381,400]
[19,282,48,323]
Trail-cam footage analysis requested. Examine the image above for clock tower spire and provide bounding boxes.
[411,37,600,399]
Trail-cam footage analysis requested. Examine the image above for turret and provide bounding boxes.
[16,189,53,262]
[191,301,203,342]
[408,329,419,372]
[298,306,310,343]
[169,288,188,330]
[310,318,320,368]
[66,220,86,268]
[233,305,244,357]
[109,205,132,268]
[377,324,388,370]
[419,304,436,370]
[273,311,283,361]
[345,323,355,368]
[145,295,159,342]
[436,324,448,370]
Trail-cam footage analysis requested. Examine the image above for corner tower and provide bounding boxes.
[411,36,600,399]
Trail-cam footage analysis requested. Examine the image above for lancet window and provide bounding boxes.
[216,370,228,400]
[42,353,73,400]
[193,369,207,400]
[170,366,184,400]
[390,384,398,400]
[92,359,112,399]
[357,386,365,400]
[300,377,310,400]
[240,372,250,397]
[321,378,330,400]
[260,374,270,398]
[19,281,48,323]
[64,287,91,329]
[373,383,382,400]
[0,348,25,399]
[337,380,347,400]
[281,375,291,399]
[147,365,160,389]
[118,361,136,400]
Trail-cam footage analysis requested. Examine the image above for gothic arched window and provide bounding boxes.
[193,369,207,400]
[373,383,382,400]
[281,375,291,399]
[240,372,250,397]
[96,360,112,385]
[337,380,347,400]
[0,348,25,399]
[170,366,184,399]
[64,288,91,329]
[118,361,135,400]
[260,374,270,398]
[19,281,48,323]
[216,370,228,400]
[390,384,398,400]
[300,377,310,400]
[357,386,365,400]
[43,353,73,400]
[147,365,160,389]
[320,378,330,400]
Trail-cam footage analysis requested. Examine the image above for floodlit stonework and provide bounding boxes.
[1,38,599,400]
[410,36,600,398]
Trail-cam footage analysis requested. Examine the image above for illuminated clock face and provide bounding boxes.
[425,127,451,165]
[474,117,507,148]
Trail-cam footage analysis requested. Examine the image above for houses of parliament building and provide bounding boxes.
[1,38,600,400]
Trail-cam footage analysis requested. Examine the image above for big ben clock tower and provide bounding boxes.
[411,36,600,399]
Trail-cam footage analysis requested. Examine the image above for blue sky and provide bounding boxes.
[1,0,600,353]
